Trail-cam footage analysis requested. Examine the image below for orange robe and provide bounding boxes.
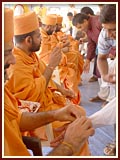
[6,47,90,156]
[38,28,52,64]
[4,86,30,156]
[52,32,83,104]
[55,31,84,85]
[39,28,83,104]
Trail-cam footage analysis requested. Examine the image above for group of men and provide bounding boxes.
[3,4,116,156]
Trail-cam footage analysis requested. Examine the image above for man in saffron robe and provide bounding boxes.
[6,11,91,156]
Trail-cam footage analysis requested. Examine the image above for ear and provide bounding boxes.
[25,36,32,45]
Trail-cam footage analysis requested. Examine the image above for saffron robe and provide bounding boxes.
[38,28,84,104]
[6,47,90,156]
[4,86,30,156]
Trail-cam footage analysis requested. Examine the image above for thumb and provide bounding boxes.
[54,123,69,132]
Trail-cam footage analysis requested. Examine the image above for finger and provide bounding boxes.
[50,132,65,144]
[50,141,61,147]
[66,91,75,98]
[66,94,75,99]
[63,42,70,48]
[50,135,63,144]
[85,128,95,137]
[70,111,81,120]
[51,135,63,144]
[77,116,88,125]
[82,118,93,130]
[53,46,60,52]
[53,124,68,132]
[69,107,85,119]
[68,106,82,119]
[54,48,61,55]
[50,138,64,147]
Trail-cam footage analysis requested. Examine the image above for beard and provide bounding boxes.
[4,70,9,82]
[55,28,60,32]
[47,30,53,35]
[4,63,10,70]
[55,25,61,32]
[29,40,41,52]
[4,64,10,82]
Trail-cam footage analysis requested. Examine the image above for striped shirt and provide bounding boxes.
[98,28,116,55]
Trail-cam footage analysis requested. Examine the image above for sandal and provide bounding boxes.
[104,142,116,156]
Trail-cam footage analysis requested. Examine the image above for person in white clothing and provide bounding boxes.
[97,4,116,156]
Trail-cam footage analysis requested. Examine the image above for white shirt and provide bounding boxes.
[89,97,116,128]
[98,28,116,55]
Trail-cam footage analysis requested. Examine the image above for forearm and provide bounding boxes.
[89,97,116,128]
[43,65,55,87]
[54,82,63,93]
[97,54,108,76]
[20,110,56,132]
[48,143,73,156]
[62,47,69,53]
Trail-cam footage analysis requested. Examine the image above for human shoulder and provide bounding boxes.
[98,28,116,55]
[99,28,107,38]
[99,28,116,45]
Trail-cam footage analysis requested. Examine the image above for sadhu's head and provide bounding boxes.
[55,15,63,32]
[41,14,57,35]
[4,8,16,81]
[14,11,41,53]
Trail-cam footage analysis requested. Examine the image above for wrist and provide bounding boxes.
[48,140,74,156]
[60,142,73,155]
[53,109,59,121]
[47,110,57,122]
[47,64,55,71]
[60,142,73,156]
[86,59,90,63]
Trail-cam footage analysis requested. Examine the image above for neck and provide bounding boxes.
[16,44,32,56]
[88,17,91,30]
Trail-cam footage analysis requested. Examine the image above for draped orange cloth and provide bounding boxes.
[4,86,30,156]
[6,47,90,156]
[38,28,53,64]
[4,8,14,50]
[52,31,84,105]
[55,31,84,85]
[38,28,84,104]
